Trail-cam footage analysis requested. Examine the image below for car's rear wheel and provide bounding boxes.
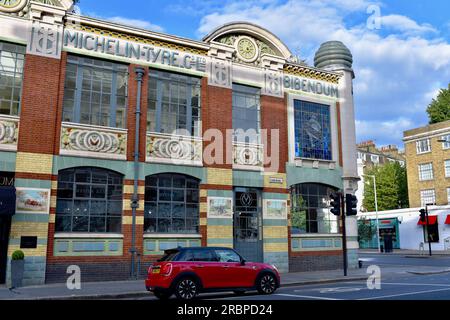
[256,273,277,295]
[174,278,199,300]
[154,290,172,300]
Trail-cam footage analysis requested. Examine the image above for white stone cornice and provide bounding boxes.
[209,41,235,60]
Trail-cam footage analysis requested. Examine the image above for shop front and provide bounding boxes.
[0,172,15,284]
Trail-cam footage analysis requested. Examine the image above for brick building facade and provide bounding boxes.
[0,0,359,286]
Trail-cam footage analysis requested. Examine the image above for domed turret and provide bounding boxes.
[314,41,353,71]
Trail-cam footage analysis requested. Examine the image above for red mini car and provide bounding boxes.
[145,247,280,300]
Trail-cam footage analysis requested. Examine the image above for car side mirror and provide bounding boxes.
[240,259,246,266]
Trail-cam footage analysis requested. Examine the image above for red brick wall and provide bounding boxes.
[126,65,149,162]
[202,78,233,169]
[18,54,65,154]
[261,94,288,173]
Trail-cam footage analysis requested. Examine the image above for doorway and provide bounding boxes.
[233,187,263,262]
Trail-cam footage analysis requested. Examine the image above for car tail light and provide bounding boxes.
[160,263,173,276]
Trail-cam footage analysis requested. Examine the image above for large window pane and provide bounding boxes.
[55,167,123,233]
[147,70,201,136]
[144,174,200,234]
[232,84,261,144]
[294,100,332,161]
[0,42,25,116]
[62,55,128,128]
[291,183,338,234]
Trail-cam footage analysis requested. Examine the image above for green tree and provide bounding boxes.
[358,218,375,242]
[362,162,409,212]
[426,84,450,124]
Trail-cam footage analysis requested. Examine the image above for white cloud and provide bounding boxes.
[196,0,450,146]
[106,16,164,33]
[380,14,437,35]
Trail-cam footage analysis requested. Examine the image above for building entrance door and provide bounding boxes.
[233,188,263,263]
[0,216,12,284]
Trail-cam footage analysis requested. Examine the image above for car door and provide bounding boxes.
[214,249,256,288]
[190,249,223,289]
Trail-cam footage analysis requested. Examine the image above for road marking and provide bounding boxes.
[359,287,450,300]
[276,293,342,300]
[317,287,364,294]
[380,282,450,287]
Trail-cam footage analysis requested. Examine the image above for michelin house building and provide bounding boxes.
[0,0,359,286]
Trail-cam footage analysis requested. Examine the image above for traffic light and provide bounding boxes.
[419,209,426,222]
[330,193,341,216]
[345,194,358,216]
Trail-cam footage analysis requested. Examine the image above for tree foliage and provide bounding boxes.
[427,84,450,124]
[362,162,409,212]
[358,218,375,242]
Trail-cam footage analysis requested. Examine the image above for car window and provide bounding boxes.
[193,249,218,262]
[176,250,195,261]
[158,251,179,261]
[215,249,241,263]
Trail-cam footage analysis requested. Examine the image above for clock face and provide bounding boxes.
[237,37,258,62]
[0,0,27,12]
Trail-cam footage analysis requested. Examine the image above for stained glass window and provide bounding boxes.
[294,100,332,160]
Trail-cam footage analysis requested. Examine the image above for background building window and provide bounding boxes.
[232,84,261,144]
[290,183,339,234]
[441,135,450,150]
[445,160,450,177]
[144,174,199,234]
[371,155,380,164]
[62,55,129,128]
[294,100,332,161]
[416,139,431,154]
[147,70,201,136]
[55,167,123,233]
[420,189,436,207]
[418,163,434,181]
[0,42,25,116]
[447,188,450,204]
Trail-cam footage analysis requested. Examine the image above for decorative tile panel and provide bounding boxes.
[0,116,19,151]
[233,141,264,170]
[146,132,203,166]
[60,122,127,160]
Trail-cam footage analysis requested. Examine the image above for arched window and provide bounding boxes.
[144,174,199,234]
[290,183,338,234]
[55,167,123,233]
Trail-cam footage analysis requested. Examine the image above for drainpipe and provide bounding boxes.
[130,67,145,279]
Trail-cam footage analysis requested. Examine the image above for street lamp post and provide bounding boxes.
[364,174,381,253]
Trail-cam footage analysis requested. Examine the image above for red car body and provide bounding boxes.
[145,247,280,300]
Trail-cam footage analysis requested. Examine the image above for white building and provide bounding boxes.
[359,206,450,251]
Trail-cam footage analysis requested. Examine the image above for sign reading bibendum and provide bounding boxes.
[63,29,339,98]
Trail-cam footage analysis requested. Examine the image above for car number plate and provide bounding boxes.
[152,268,160,274]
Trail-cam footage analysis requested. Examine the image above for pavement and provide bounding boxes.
[359,249,450,256]
[1,262,450,300]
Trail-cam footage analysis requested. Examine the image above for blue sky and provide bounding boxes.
[77,0,450,149]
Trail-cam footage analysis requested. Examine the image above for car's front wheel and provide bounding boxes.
[174,278,199,300]
[256,273,277,295]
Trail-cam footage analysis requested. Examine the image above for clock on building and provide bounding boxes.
[236,36,259,63]
[0,0,27,13]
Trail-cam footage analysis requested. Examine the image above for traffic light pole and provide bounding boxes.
[341,194,348,277]
[426,205,432,257]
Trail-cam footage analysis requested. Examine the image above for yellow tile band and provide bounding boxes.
[15,152,53,175]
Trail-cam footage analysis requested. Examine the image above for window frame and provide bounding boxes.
[147,69,202,137]
[445,160,450,178]
[232,83,261,144]
[55,167,124,234]
[418,163,434,181]
[290,183,339,235]
[293,99,333,161]
[0,41,25,117]
[441,135,450,150]
[144,173,200,234]
[416,139,431,154]
[62,55,129,128]
[420,189,436,207]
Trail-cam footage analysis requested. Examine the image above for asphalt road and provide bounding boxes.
[359,252,450,268]
[122,253,450,301]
